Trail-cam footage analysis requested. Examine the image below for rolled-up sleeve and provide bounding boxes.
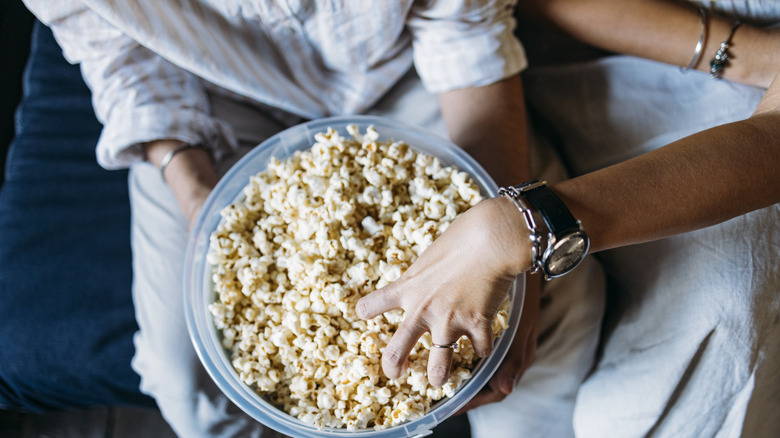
[22,0,236,169]
[407,0,527,94]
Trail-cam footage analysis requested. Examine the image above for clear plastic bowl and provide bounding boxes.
[184,115,524,438]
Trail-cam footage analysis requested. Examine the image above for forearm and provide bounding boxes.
[554,109,780,253]
[521,0,780,87]
[438,74,530,187]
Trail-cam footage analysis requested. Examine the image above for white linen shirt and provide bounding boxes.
[23,0,526,169]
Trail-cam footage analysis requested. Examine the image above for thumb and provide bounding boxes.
[356,280,402,320]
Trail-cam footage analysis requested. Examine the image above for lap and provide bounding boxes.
[576,204,780,437]
[128,93,291,437]
[524,54,780,437]
[129,69,606,437]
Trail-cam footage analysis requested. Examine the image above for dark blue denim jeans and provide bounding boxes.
[0,22,153,411]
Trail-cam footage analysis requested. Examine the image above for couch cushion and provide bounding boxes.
[0,21,153,411]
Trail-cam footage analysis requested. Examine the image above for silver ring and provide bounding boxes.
[431,342,458,350]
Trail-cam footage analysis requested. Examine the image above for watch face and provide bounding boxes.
[544,232,589,277]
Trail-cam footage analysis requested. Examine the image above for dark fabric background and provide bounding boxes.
[0,21,153,411]
[1,1,34,187]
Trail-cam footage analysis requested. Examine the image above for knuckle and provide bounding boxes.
[469,311,494,329]
[382,345,406,368]
[415,299,437,319]
[477,342,493,358]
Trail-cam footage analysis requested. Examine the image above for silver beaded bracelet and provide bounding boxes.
[159,142,213,182]
[709,20,742,79]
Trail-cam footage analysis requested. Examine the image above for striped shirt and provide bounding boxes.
[23,1,526,169]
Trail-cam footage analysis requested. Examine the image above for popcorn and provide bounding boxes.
[208,125,510,430]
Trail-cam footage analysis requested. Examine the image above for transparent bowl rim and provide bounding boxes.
[183,115,525,438]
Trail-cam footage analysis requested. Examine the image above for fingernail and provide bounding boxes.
[500,375,516,394]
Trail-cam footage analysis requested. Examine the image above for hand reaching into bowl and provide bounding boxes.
[357,196,539,401]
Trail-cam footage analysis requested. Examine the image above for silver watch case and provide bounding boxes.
[540,227,589,279]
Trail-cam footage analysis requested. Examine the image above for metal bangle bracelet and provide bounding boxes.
[159,142,213,182]
[681,7,707,72]
[497,186,542,274]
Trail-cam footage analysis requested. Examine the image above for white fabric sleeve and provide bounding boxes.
[407,0,527,94]
[21,0,236,169]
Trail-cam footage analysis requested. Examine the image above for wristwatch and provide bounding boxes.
[498,180,589,280]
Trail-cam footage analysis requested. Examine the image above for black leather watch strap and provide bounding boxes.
[515,180,579,236]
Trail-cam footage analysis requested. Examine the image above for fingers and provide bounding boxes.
[427,311,493,386]
[356,281,402,320]
[427,341,456,387]
[465,322,495,358]
[381,317,427,380]
[456,322,537,416]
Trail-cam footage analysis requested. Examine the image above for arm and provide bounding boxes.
[408,0,530,185]
[357,69,780,413]
[438,74,529,186]
[520,0,780,87]
[558,76,780,253]
[518,0,780,250]
[23,1,232,224]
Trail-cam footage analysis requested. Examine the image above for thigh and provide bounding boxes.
[574,204,780,438]
[524,54,780,437]
[129,95,295,438]
[469,256,606,438]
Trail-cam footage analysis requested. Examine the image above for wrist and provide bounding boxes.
[732,27,780,88]
[705,20,780,87]
[491,196,538,276]
[498,180,590,280]
[142,139,218,224]
[143,139,187,167]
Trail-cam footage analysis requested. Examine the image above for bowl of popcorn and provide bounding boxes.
[184,115,524,437]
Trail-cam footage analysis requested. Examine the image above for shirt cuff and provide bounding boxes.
[413,24,528,94]
[95,105,237,170]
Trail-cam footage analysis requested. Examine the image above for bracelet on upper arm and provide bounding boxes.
[709,20,742,79]
[159,142,214,182]
[681,7,708,72]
